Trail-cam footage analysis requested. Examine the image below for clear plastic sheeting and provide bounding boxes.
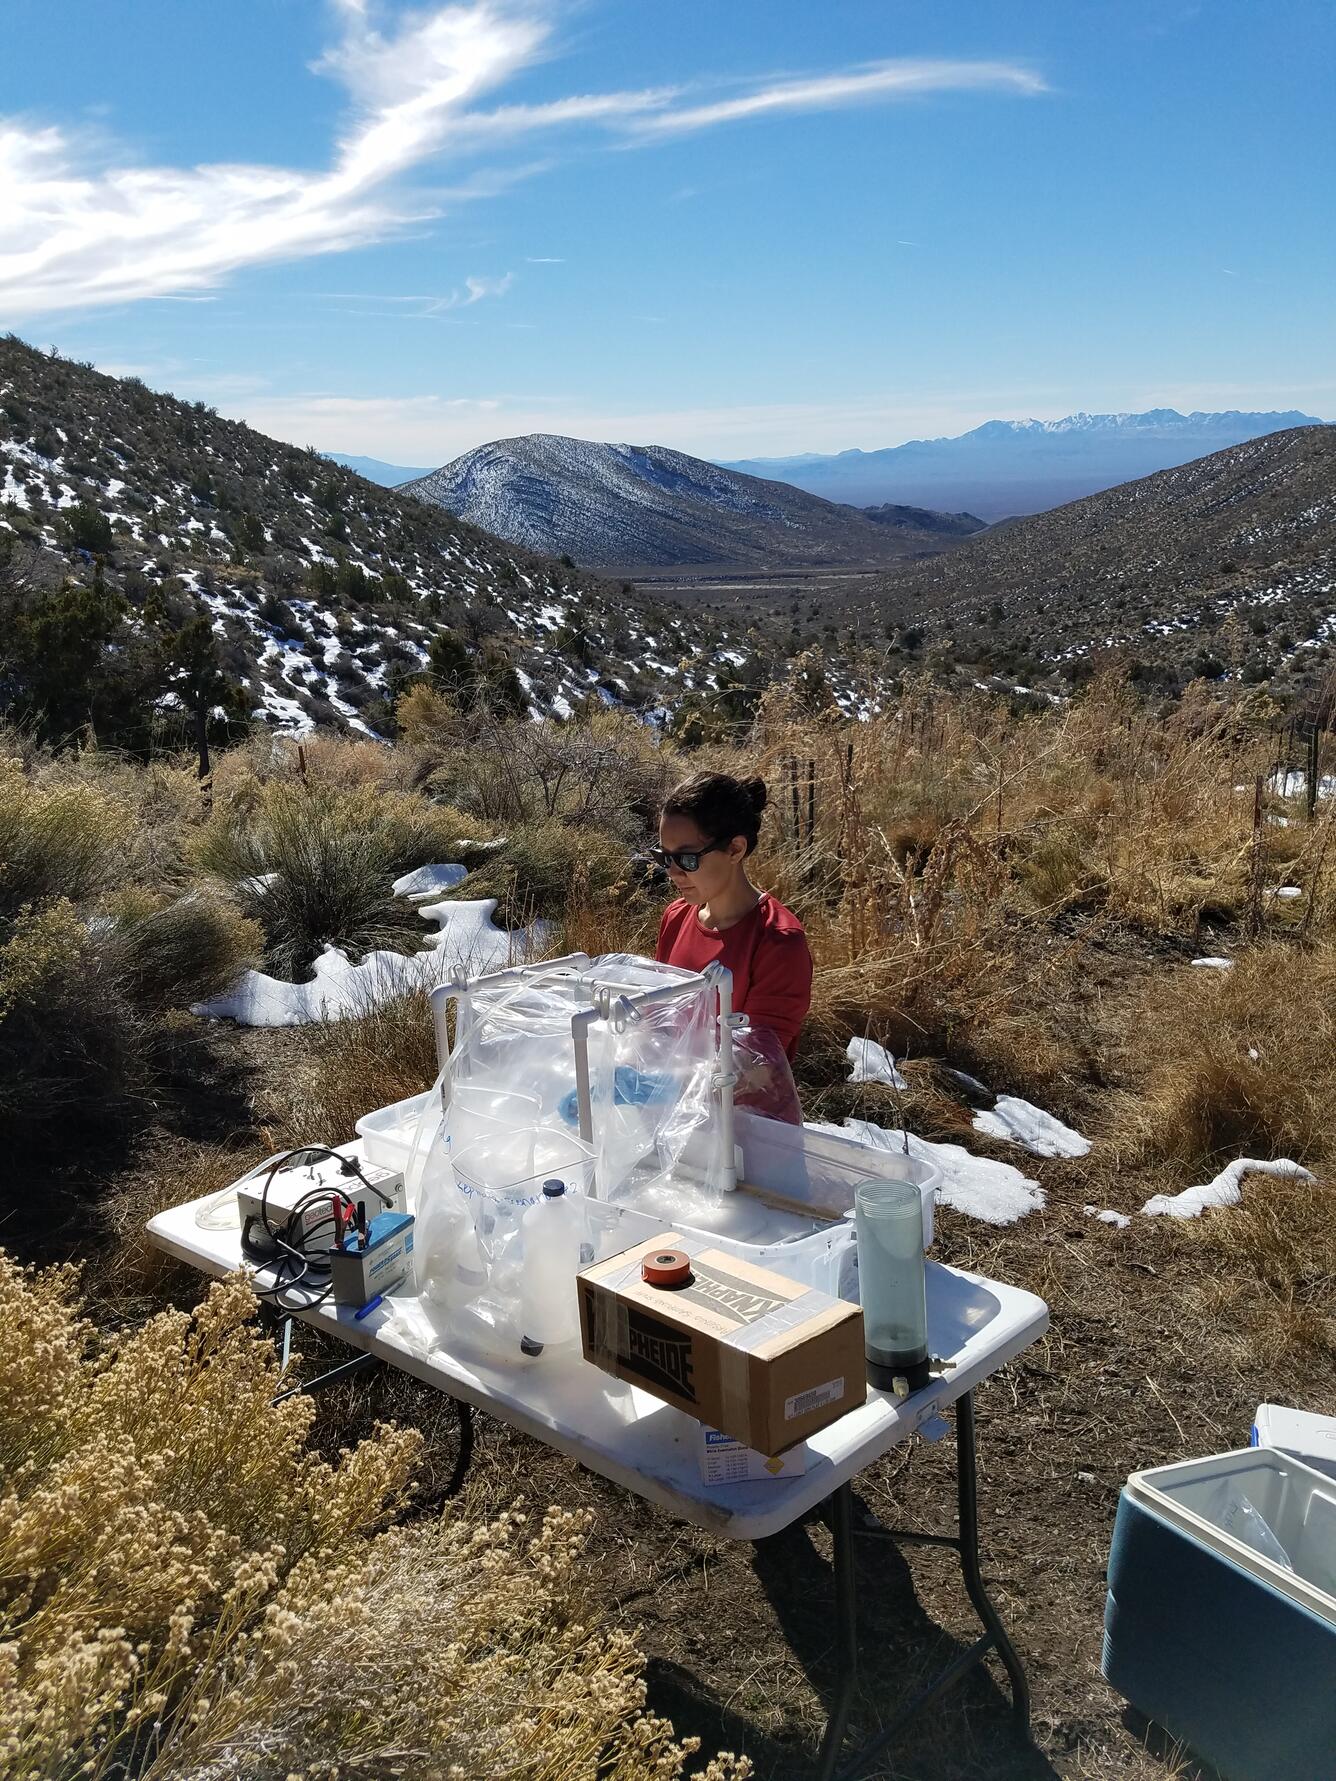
[408,953,756,1350]
[588,966,722,1204]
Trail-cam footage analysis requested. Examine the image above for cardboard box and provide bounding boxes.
[699,1426,808,1486]
[579,1231,865,1456]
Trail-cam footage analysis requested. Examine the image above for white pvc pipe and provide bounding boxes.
[711,965,738,1192]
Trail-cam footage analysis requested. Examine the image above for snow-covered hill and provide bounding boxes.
[404,434,980,571]
[0,339,767,735]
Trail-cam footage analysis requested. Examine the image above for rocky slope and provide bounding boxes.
[725,408,1326,520]
[874,423,1336,696]
[404,434,977,572]
[0,338,767,733]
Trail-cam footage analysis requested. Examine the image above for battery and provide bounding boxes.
[237,1154,404,1250]
[329,1211,415,1309]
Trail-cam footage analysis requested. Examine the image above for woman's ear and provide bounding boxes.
[727,834,749,864]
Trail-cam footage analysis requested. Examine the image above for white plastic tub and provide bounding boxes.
[356,1091,939,1299]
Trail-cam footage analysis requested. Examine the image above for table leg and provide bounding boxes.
[812,1388,1032,1781]
[445,1399,475,1498]
[815,1482,859,1781]
[955,1389,1030,1735]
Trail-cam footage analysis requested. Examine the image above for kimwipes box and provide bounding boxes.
[578,1232,865,1457]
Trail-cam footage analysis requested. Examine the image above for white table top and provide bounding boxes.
[148,1193,1048,1539]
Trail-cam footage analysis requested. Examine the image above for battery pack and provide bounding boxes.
[237,1154,404,1251]
[329,1211,416,1308]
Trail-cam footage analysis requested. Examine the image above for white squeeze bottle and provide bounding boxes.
[519,1180,585,1356]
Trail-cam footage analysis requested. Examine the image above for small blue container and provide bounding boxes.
[1102,1449,1336,1781]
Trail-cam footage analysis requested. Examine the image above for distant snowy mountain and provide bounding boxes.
[404,434,981,571]
[327,453,432,487]
[724,408,1326,521]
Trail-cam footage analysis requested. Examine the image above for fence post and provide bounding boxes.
[1307,722,1320,823]
[1246,775,1266,939]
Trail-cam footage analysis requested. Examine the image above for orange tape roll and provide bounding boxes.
[641,1247,692,1288]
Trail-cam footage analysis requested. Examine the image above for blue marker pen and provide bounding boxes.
[354,1294,384,1321]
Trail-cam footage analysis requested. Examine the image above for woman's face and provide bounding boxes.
[657,812,748,905]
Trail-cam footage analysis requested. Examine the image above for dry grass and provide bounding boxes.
[0,756,132,922]
[1109,941,1336,1174]
[267,988,442,1150]
[1182,1169,1336,1363]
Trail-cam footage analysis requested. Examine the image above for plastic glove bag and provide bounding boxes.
[590,969,722,1204]
[731,1019,802,1125]
[409,952,727,1345]
[1205,1479,1295,1570]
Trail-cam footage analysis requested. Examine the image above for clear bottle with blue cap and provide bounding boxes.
[519,1179,586,1356]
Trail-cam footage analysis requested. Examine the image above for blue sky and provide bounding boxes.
[2,0,1332,463]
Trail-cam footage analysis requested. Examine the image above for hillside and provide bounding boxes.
[0,338,765,736]
[873,424,1336,695]
[725,408,1325,520]
[404,434,976,573]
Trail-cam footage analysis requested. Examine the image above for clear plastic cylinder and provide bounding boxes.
[854,1178,930,1394]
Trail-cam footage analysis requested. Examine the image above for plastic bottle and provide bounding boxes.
[519,1180,585,1356]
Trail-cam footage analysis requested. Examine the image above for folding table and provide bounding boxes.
[148,1190,1047,1780]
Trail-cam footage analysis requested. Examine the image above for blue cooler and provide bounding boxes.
[1103,1448,1336,1781]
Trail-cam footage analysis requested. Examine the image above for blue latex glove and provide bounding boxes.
[557,1066,674,1128]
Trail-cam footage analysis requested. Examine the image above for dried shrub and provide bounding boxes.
[0,900,145,1142]
[0,757,131,924]
[462,819,642,927]
[104,889,261,1011]
[194,781,470,978]
[1183,1170,1336,1362]
[0,1257,747,1781]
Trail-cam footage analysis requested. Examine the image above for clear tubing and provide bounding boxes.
[854,1178,930,1392]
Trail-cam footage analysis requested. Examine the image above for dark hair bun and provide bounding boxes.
[660,770,769,855]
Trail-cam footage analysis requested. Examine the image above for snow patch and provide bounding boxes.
[1142,1157,1316,1220]
[811,1116,1046,1225]
[391,862,468,899]
[195,898,549,1026]
[845,1036,907,1091]
[1084,1205,1131,1229]
[973,1095,1090,1158]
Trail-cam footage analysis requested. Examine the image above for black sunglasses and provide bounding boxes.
[647,839,727,873]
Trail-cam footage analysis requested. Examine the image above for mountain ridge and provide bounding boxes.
[724,407,1326,520]
[870,422,1336,697]
[327,453,433,488]
[0,338,770,737]
[404,433,983,572]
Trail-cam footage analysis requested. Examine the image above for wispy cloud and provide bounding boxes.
[621,60,1047,139]
[0,3,1045,318]
[525,255,564,263]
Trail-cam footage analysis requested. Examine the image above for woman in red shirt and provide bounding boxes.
[653,771,813,1061]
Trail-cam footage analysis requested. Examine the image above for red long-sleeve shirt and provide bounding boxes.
[655,892,813,1059]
